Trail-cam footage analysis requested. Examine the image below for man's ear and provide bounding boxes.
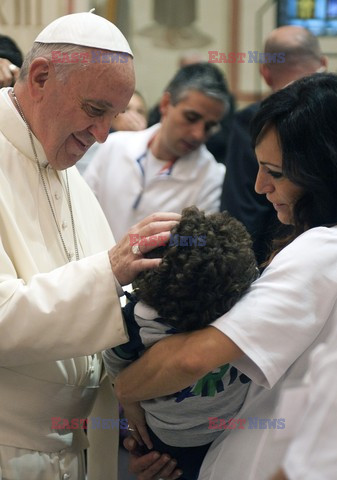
[159,91,171,118]
[260,63,273,88]
[27,57,53,99]
[317,55,328,73]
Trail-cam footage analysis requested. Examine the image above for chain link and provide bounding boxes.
[11,89,79,262]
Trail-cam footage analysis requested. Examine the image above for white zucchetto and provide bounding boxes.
[35,11,133,57]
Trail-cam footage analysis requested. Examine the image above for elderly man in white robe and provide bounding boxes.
[0,12,179,480]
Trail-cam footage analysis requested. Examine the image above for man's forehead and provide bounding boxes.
[177,91,225,116]
[178,89,224,105]
[77,61,135,109]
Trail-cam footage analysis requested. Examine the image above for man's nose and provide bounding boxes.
[88,116,112,144]
[190,121,207,143]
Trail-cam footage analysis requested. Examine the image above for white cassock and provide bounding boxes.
[0,88,128,480]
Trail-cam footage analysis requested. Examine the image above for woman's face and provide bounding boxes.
[254,126,304,225]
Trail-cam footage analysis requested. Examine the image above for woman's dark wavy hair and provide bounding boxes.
[133,206,257,332]
[251,73,337,255]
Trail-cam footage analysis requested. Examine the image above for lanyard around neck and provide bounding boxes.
[133,135,177,209]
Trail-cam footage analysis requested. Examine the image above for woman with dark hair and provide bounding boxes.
[116,73,337,480]
[251,72,337,248]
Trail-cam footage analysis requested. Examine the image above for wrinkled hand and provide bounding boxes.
[123,436,183,480]
[109,212,180,286]
[0,59,20,87]
[111,110,147,132]
[124,402,153,450]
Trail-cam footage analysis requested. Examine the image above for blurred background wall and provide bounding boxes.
[1,0,337,109]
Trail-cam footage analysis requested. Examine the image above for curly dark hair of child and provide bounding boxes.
[132,206,258,332]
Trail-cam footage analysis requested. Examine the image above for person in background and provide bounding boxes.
[221,25,327,265]
[0,11,178,480]
[147,53,235,164]
[84,62,227,242]
[118,73,337,480]
[0,34,23,87]
[146,50,205,128]
[111,89,147,132]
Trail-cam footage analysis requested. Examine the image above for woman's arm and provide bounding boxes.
[115,326,243,403]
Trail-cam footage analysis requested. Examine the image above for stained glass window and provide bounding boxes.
[278,0,337,35]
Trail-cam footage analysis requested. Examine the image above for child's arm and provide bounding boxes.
[103,298,145,379]
[102,346,134,379]
[103,300,153,448]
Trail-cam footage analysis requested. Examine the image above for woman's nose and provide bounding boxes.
[255,169,274,195]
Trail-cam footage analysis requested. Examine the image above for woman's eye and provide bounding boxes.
[268,170,283,179]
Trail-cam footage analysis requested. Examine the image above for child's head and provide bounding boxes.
[133,206,258,332]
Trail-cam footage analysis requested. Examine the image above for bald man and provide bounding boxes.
[261,25,327,89]
[220,26,327,265]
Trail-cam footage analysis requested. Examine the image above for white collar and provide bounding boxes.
[0,88,49,167]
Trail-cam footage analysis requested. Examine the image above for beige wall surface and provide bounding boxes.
[0,0,65,53]
[0,0,92,53]
[128,0,230,109]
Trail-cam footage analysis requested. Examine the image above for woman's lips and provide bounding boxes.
[273,203,286,211]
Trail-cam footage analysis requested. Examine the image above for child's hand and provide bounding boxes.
[123,401,153,451]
